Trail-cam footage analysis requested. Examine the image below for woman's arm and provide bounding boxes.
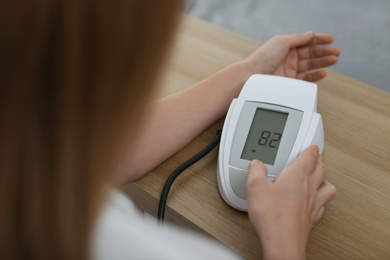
[111,32,340,185]
[111,61,251,184]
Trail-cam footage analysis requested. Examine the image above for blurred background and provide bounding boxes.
[187,0,390,92]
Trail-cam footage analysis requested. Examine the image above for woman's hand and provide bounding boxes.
[245,32,341,82]
[246,146,336,259]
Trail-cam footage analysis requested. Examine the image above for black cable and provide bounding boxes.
[157,130,222,223]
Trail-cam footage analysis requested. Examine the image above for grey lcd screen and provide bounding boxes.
[241,108,288,165]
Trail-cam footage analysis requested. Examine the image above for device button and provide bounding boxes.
[229,167,247,199]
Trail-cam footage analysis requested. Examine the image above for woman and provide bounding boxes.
[0,0,338,259]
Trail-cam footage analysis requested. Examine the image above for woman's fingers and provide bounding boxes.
[298,45,341,60]
[293,38,340,81]
[297,70,327,82]
[310,181,336,226]
[316,180,337,205]
[279,146,319,181]
[309,155,325,191]
[247,160,268,190]
[298,55,339,73]
[296,54,338,82]
[306,33,335,46]
[312,206,325,228]
[286,32,335,48]
[247,160,268,198]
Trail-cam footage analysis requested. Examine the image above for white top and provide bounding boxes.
[92,190,242,259]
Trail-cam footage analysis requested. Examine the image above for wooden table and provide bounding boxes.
[122,15,390,259]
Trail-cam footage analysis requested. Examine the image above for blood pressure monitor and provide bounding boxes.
[217,74,324,211]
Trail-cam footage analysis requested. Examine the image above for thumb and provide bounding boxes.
[246,160,268,191]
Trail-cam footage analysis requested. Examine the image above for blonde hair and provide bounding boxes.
[0,1,182,259]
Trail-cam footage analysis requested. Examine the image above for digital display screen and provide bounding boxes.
[241,108,288,165]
